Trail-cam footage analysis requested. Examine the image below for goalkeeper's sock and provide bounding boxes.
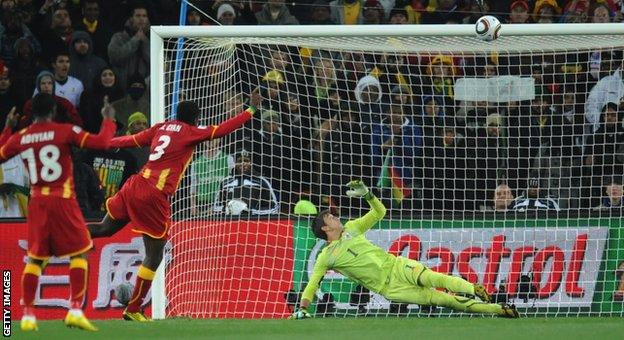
[418,268,475,295]
[21,263,41,314]
[69,258,88,309]
[126,265,155,313]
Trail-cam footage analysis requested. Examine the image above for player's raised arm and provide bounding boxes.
[110,124,158,149]
[0,107,21,163]
[0,107,17,146]
[187,88,262,144]
[343,180,387,235]
[290,252,329,320]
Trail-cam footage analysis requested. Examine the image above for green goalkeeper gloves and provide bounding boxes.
[288,308,311,320]
[346,180,373,200]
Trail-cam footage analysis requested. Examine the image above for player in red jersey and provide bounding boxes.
[0,93,116,331]
[87,89,262,321]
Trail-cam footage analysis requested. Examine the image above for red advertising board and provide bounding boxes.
[1,220,295,320]
[166,220,294,318]
[1,222,150,320]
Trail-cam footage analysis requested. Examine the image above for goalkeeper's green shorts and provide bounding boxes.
[379,257,434,305]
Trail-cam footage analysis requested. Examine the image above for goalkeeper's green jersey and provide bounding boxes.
[302,197,394,302]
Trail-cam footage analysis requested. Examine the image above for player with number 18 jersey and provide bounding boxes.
[0,118,115,258]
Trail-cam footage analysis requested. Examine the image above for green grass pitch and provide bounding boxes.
[11,317,624,340]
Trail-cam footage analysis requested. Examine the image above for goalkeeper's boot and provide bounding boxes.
[64,309,98,331]
[20,314,38,332]
[499,304,520,319]
[474,284,492,303]
[123,309,152,322]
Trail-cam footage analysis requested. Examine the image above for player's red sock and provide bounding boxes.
[21,263,42,315]
[69,258,88,309]
[126,265,156,313]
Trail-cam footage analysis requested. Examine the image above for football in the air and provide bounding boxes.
[115,282,134,306]
[475,15,501,42]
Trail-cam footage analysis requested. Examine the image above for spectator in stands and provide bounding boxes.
[551,87,585,159]
[213,149,280,215]
[462,0,489,24]
[330,0,364,25]
[80,66,124,133]
[0,63,19,128]
[307,0,334,25]
[532,0,561,23]
[108,3,150,89]
[317,110,368,215]
[9,37,43,106]
[124,111,149,168]
[69,31,106,92]
[252,109,296,205]
[388,7,408,24]
[372,53,418,103]
[465,113,506,210]
[590,2,612,23]
[190,139,232,216]
[584,102,624,207]
[216,3,237,25]
[422,0,464,24]
[20,70,82,127]
[300,56,344,126]
[255,0,299,25]
[268,48,297,84]
[422,121,467,212]
[111,74,149,131]
[33,51,84,108]
[74,0,113,62]
[371,103,422,210]
[259,69,288,114]
[594,176,623,210]
[211,0,257,24]
[73,158,104,219]
[508,0,530,23]
[80,128,138,213]
[560,0,589,23]
[425,55,456,106]
[493,184,515,212]
[34,7,73,66]
[0,155,29,218]
[362,0,385,24]
[511,177,561,211]
[394,0,425,24]
[0,7,41,64]
[354,74,383,128]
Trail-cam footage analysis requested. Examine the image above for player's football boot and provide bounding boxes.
[499,304,520,318]
[123,309,152,322]
[20,315,38,331]
[64,309,99,331]
[473,284,492,303]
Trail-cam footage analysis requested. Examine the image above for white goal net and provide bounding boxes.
[151,24,624,318]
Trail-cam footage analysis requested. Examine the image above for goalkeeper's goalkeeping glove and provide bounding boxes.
[288,307,312,320]
[346,180,374,200]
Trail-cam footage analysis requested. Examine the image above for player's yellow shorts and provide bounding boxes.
[379,257,433,305]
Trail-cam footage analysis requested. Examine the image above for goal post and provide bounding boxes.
[150,24,624,319]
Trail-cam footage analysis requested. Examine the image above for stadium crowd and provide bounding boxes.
[0,0,623,219]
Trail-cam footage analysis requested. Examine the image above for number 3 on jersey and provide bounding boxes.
[21,145,62,184]
[149,135,171,161]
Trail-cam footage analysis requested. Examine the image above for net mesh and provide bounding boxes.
[160,32,624,318]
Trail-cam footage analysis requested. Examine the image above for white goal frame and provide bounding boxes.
[149,23,624,320]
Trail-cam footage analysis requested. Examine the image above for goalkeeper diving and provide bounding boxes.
[290,180,519,319]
